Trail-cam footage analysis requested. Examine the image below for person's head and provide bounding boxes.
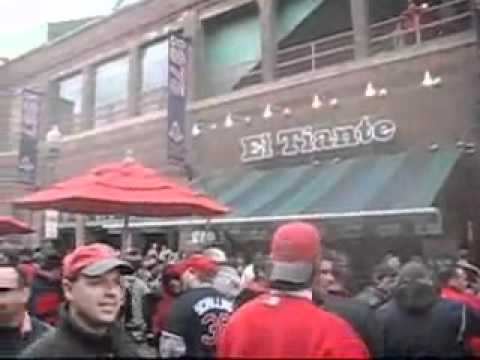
[328,249,353,292]
[447,267,469,292]
[269,222,322,291]
[252,254,270,282]
[313,254,336,298]
[0,264,30,327]
[383,252,401,271]
[17,248,33,264]
[434,256,468,292]
[161,264,182,296]
[62,243,133,332]
[458,260,480,290]
[394,261,439,311]
[40,246,62,272]
[174,255,218,291]
[121,248,143,271]
[235,256,246,273]
[372,262,398,293]
[142,254,158,272]
[202,247,227,266]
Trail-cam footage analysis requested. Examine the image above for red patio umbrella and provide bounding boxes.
[0,216,34,235]
[13,159,229,247]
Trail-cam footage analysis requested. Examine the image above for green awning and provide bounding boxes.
[193,149,460,219]
[94,150,458,235]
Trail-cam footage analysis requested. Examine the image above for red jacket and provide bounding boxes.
[218,292,370,359]
[442,287,480,356]
[152,293,176,337]
[441,287,480,311]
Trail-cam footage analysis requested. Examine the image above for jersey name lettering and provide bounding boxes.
[193,296,233,316]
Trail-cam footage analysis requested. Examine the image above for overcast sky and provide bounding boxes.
[0,0,117,34]
[0,0,121,58]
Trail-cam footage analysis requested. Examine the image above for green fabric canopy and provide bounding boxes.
[193,150,460,219]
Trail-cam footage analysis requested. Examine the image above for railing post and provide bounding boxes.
[311,43,315,71]
[127,45,142,117]
[415,19,422,45]
[258,0,278,82]
[472,0,480,45]
[80,65,96,132]
[350,0,371,59]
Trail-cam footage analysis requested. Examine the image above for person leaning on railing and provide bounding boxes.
[398,0,424,46]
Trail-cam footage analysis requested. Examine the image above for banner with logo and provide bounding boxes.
[44,210,59,239]
[167,34,189,163]
[18,89,42,184]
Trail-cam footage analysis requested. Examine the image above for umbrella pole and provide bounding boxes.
[122,215,131,252]
[75,214,86,248]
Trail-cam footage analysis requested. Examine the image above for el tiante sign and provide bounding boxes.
[240,117,397,163]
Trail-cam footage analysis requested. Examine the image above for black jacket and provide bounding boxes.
[0,315,51,358]
[377,298,480,358]
[355,286,390,309]
[317,294,384,358]
[20,306,139,358]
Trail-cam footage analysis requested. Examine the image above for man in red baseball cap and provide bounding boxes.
[217,222,370,358]
[159,254,233,358]
[22,243,140,358]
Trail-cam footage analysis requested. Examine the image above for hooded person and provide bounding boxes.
[159,254,233,358]
[377,261,480,358]
[21,243,140,358]
[217,222,370,359]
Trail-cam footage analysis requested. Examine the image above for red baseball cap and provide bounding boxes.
[63,243,133,280]
[173,254,218,277]
[270,222,322,284]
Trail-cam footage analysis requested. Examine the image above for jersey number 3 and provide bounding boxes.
[201,312,230,347]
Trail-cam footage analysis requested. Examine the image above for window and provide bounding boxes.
[95,56,128,108]
[142,40,169,92]
[59,74,82,114]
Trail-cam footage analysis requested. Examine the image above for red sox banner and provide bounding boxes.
[167,34,189,163]
[18,89,42,184]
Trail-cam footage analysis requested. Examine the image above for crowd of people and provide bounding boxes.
[1,222,480,358]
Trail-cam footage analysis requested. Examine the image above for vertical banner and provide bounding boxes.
[18,89,42,184]
[44,210,59,239]
[167,34,189,163]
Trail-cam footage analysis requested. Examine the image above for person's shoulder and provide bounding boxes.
[31,316,53,331]
[20,327,58,358]
[229,294,270,319]
[434,297,468,314]
[434,298,466,318]
[315,304,366,333]
[111,324,143,357]
[28,316,54,342]
[326,295,372,312]
[315,306,370,352]
[326,295,378,321]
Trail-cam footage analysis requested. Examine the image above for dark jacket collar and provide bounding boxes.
[59,305,115,350]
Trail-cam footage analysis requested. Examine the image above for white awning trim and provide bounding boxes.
[100,207,441,230]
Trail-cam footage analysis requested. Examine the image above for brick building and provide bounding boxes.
[0,0,479,271]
